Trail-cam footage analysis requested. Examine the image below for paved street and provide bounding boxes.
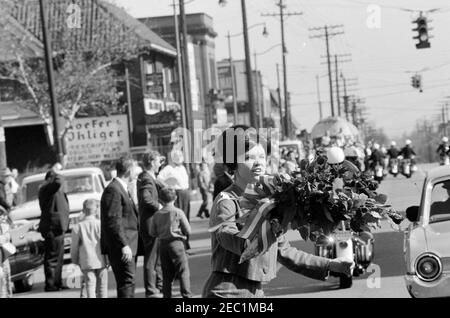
[14,164,437,298]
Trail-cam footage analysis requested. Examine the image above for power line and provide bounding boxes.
[261,0,303,138]
[309,24,345,116]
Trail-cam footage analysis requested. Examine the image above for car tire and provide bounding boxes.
[14,273,34,293]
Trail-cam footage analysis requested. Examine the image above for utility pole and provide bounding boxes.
[325,27,334,117]
[227,32,239,123]
[445,103,449,134]
[179,0,193,133]
[442,105,446,135]
[310,25,345,118]
[262,0,303,138]
[316,74,323,120]
[321,53,351,117]
[335,55,341,116]
[179,0,195,176]
[39,0,64,164]
[341,73,348,120]
[276,63,284,134]
[173,0,187,130]
[254,51,263,128]
[241,0,258,129]
[352,98,357,127]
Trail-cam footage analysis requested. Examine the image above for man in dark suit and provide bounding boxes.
[101,156,139,298]
[38,169,70,292]
[137,151,164,298]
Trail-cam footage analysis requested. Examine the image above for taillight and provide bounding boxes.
[416,254,442,282]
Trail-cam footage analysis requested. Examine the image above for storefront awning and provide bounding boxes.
[0,101,44,128]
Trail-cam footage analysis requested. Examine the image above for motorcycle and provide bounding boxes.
[389,158,399,177]
[400,158,413,178]
[374,164,384,183]
[314,221,375,289]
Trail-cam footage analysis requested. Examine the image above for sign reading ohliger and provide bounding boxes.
[65,115,130,163]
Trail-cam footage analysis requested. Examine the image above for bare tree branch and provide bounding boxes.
[16,54,50,125]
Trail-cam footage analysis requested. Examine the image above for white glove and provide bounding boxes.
[121,245,133,263]
[329,257,355,276]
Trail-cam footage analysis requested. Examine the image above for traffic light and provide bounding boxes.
[412,15,431,49]
[411,74,423,92]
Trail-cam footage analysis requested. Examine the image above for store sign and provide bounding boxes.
[144,98,164,115]
[65,115,130,163]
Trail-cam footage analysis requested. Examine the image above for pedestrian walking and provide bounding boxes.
[202,125,355,298]
[100,156,139,298]
[196,162,211,218]
[136,151,164,298]
[70,199,108,298]
[150,187,192,298]
[0,207,14,298]
[38,169,70,292]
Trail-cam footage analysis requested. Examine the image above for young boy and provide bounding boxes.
[71,199,108,298]
[150,188,192,298]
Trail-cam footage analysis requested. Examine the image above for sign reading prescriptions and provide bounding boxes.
[65,115,130,163]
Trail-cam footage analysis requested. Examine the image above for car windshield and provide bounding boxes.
[22,175,94,203]
[429,180,450,223]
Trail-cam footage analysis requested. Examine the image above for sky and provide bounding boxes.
[109,0,450,139]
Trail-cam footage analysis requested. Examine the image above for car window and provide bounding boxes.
[22,180,44,203]
[429,180,450,223]
[22,175,94,202]
[65,176,94,194]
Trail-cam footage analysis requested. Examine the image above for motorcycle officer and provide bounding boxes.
[387,141,400,176]
[436,137,450,165]
[399,139,417,175]
[387,141,400,159]
[370,144,385,169]
[399,139,416,161]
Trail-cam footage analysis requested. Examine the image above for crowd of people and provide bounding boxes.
[0,127,427,299]
[0,167,20,298]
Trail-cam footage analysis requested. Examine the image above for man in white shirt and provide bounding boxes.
[157,150,191,249]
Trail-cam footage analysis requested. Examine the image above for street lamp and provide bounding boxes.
[220,0,258,129]
[253,43,282,127]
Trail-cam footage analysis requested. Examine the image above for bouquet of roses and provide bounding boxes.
[235,155,404,264]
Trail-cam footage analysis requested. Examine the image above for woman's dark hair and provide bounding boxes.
[216,125,271,171]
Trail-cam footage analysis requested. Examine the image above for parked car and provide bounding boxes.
[8,219,45,293]
[9,167,107,253]
[404,165,450,298]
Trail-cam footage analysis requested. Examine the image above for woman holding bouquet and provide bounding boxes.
[202,125,355,298]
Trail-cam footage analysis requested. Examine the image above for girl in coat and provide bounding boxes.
[202,125,355,298]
